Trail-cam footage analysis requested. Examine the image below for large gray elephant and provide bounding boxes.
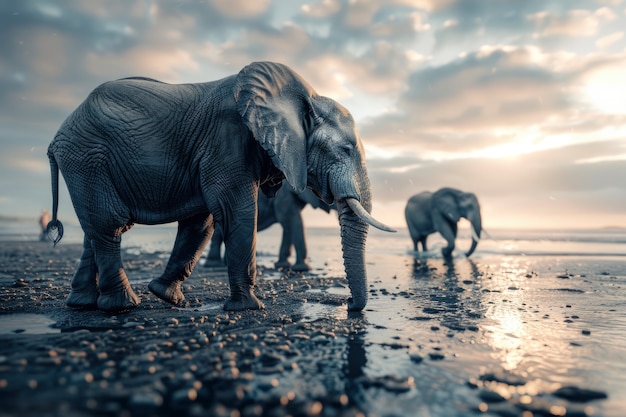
[46,61,394,313]
[405,188,482,258]
[205,182,333,271]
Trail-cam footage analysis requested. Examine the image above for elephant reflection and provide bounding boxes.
[205,182,333,271]
[405,188,482,258]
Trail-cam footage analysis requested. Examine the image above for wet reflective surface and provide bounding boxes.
[1,226,624,416]
[0,313,60,335]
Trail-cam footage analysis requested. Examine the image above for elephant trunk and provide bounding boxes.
[466,209,482,257]
[337,199,369,311]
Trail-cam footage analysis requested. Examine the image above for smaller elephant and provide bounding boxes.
[205,182,333,271]
[405,188,482,258]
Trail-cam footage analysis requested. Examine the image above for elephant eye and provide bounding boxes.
[339,144,353,155]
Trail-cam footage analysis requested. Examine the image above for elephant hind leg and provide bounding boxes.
[66,236,99,309]
[149,213,214,305]
[93,235,140,312]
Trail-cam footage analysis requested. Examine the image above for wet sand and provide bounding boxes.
[0,239,624,417]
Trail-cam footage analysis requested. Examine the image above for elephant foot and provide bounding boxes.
[97,284,140,313]
[291,261,311,272]
[148,278,185,305]
[223,291,264,311]
[274,260,291,270]
[66,288,98,310]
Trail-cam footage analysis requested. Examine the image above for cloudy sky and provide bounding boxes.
[1,0,625,230]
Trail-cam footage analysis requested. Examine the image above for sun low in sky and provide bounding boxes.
[0,0,624,230]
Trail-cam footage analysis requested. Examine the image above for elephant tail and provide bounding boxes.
[46,153,64,246]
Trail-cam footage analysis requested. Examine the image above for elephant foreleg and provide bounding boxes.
[66,236,99,309]
[93,235,140,312]
[149,213,214,305]
[440,221,458,258]
[222,213,264,311]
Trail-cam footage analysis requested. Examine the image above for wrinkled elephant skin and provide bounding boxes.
[47,61,394,313]
[205,182,333,271]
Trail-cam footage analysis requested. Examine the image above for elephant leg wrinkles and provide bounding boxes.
[149,213,214,305]
[222,214,264,311]
[66,236,99,309]
[92,235,140,312]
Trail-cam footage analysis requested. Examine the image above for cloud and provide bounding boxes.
[361,45,577,155]
[595,31,624,49]
[0,0,624,229]
[367,139,626,227]
[528,7,617,38]
[360,43,626,165]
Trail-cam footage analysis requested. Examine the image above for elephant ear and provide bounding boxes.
[234,62,317,193]
[433,189,461,223]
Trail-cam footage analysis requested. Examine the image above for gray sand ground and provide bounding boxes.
[0,240,623,417]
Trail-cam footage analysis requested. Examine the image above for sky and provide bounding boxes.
[1,0,625,231]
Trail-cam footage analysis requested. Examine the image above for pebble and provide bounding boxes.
[409,353,424,364]
[552,386,608,402]
[357,375,415,393]
[428,352,445,361]
[129,391,164,408]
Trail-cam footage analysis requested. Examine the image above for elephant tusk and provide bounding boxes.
[345,198,396,233]
[471,227,481,242]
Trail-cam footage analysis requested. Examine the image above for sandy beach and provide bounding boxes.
[0,228,625,417]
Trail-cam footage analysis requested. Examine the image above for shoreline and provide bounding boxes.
[1,240,624,417]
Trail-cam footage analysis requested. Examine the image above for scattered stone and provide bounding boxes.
[357,375,415,393]
[409,353,423,364]
[478,389,506,403]
[428,352,445,361]
[478,370,526,386]
[552,386,608,402]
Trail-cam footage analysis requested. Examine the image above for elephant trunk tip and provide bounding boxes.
[347,296,366,311]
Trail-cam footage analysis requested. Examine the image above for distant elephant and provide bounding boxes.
[405,188,482,258]
[46,61,395,313]
[205,182,333,271]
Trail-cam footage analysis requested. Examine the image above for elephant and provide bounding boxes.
[204,181,334,271]
[404,188,482,258]
[46,61,395,313]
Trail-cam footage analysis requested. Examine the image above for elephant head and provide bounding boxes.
[234,62,395,310]
[432,188,482,257]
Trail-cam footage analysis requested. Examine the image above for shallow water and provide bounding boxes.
[0,313,60,335]
[291,227,626,416]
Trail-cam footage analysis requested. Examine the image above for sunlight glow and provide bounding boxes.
[576,153,626,164]
[583,65,626,115]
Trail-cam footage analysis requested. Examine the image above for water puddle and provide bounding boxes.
[299,302,347,322]
[176,302,222,312]
[0,313,60,335]
[306,285,350,296]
